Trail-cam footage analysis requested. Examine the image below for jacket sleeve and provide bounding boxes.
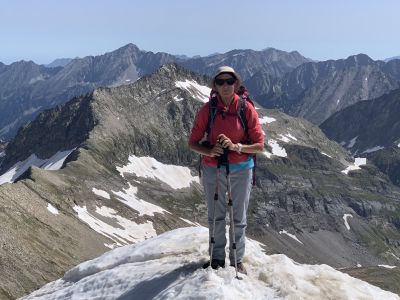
[188,103,209,144]
[246,104,265,145]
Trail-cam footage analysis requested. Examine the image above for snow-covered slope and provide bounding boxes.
[0,149,74,185]
[22,227,398,300]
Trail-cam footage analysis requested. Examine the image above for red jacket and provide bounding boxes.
[189,94,264,167]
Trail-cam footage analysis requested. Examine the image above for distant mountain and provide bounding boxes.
[320,88,400,155]
[0,43,178,140]
[180,48,310,80]
[249,54,400,124]
[0,43,309,140]
[45,58,74,68]
[1,64,400,298]
[320,88,400,187]
[385,55,400,62]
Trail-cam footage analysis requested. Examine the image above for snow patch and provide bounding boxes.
[173,95,184,101]
[378,265,396,269]
[343,214,353,230]
[22,106,41,116]
[286,133,297,141]
[180,217,201,226]
[397,143,400,148]
[0,149,75,185]
[41,149,75,170]
[347,136,358,148]
[341,157,366,175]
[268,140,287,157]
[28,75,45,84]
[0,154,45,185]
[321,152,332,158]
[362,146,384,154]
[117,155,199,189]
[389,252,400,261]
[0,151,4,158]
[112,183,168,217]
[92,188,110,200]
[259,116,276,124]
[262,150,272,159]
[73,205,157,246]
[278,133,298,143]
[279,230,303,244]
[47,203,59,215]
[23,227,399,300]
[175,80,211,103]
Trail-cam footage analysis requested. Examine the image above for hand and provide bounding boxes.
[208,143,224,157]
[217,134,236,151]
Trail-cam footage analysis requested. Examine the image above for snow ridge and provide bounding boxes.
[23,227,399,300]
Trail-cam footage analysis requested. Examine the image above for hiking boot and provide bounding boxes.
[230,262,247,275]
[203,259,226,269]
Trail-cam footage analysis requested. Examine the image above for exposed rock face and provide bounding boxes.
[1,64,399,299]
[320,88,400,188]
[249,54,400,124]
[320,88,400,155]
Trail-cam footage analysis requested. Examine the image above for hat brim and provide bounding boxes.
[209,71,242,92]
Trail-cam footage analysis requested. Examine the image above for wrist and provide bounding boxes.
[236,143,243,154]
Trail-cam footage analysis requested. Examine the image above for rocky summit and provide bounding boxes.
[0,64,399,299]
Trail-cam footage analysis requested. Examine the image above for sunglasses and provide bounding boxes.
[214,78,236,86]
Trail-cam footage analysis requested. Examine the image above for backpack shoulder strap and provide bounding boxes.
[237,93,254,136]
[206,94,219,140]
[237,96,248,134]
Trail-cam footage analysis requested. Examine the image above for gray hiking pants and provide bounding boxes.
[201,165,252,264]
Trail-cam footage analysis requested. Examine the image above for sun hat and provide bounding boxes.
[211,66,242,90]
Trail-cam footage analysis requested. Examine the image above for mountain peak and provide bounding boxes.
[344,53,374,66]
[117,43,141,52]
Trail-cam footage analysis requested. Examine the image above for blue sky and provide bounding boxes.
[1,0,399,64]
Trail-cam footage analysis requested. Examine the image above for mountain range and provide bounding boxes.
[3,43,400,142]
[1,63,400,298]
[0,44,309,140]
[246,54,400,124]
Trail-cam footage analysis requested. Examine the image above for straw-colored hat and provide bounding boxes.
[210,66,242,91]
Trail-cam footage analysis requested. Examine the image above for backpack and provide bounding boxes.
[201,86,257,186]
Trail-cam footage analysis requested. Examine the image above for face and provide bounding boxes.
[214,73,236,99]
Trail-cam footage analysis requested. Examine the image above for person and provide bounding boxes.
[188,66,264,275]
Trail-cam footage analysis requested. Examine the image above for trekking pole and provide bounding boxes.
[226,164,243,280]
[223,148,242,280]
[209,144,228,267]
[209,168,219,266]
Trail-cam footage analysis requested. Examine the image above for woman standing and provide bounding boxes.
[188,66,264,275]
